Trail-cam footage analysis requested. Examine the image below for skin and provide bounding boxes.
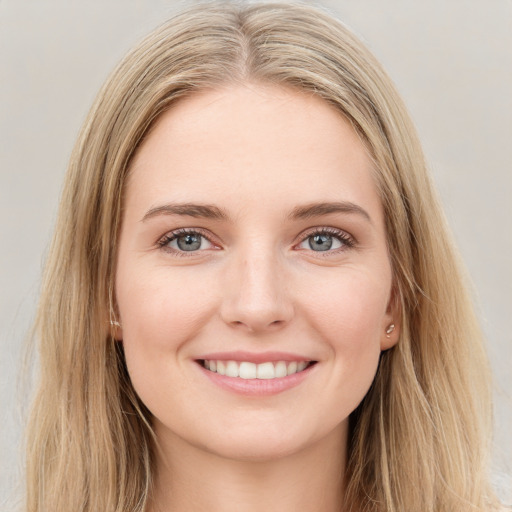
[115,83,399,512]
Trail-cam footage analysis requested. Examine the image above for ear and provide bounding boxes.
[108,299,123,341]
[108,288,124,341]
[380,283,401,351]
[111,320,123,341]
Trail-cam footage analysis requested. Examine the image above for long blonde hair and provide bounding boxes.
[26,2,500,511]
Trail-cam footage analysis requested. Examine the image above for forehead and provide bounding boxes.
[126,84,382,222]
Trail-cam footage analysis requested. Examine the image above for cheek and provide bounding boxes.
[300,267,389,391]
[305,267,390,341]
[116,265,218,369]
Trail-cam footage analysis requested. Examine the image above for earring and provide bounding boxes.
[110,320,121,327]
[385,324,395,338]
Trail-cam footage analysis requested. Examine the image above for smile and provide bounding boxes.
[201,360,315,379]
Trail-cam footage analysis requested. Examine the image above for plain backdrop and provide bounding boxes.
[1,0,511,507]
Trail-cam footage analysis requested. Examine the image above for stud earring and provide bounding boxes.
[110,320,121,328]
[385,324,395,338]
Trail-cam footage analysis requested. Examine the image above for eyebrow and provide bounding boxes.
[141,203,229,222]
[141,201,372,224]
[288,201,372,223]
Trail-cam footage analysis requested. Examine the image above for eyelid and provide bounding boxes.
[155,225,356,256]
[294,226,356,252]
[156,227,221,255]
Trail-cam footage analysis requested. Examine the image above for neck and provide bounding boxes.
[149,425,347,512]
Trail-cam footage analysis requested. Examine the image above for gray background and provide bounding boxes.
[1,0,511,507]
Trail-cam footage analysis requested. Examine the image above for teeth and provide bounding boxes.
[225,361,239,378]
[275,361,287,378]
[216,361,226,375]
[203,360,311,379]
[239,362,257,379]
[257,362,275,379]
[297,361,307,372]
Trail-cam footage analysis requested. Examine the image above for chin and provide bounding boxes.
[187,416,345,463]
[201,435,309,462]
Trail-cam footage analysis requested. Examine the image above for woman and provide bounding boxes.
[25,2,503,511]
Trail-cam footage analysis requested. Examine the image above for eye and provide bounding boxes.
[158,229,215,253]
[296,228,354,253]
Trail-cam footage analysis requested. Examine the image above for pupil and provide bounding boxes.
[310,234,332,251]
[177,234,201,251]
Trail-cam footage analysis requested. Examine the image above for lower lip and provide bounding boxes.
[197,362,316,396]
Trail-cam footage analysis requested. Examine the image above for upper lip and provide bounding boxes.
[195,351,316,364]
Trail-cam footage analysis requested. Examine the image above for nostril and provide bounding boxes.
[228,318,287,332]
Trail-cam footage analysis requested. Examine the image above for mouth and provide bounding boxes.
[197,359,317,380]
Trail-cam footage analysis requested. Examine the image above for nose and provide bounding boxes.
[220,249,294,333]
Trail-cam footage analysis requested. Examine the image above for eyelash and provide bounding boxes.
[297,226,356,255]
[156,228,216,257]
[156,227,356,257]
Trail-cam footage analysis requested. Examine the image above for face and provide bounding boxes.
[115,84,398,462]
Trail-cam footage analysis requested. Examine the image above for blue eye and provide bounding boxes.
[297,229,353,252]
[158,227,353,256]
[159,230,214,252]
[308,234,339,251]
